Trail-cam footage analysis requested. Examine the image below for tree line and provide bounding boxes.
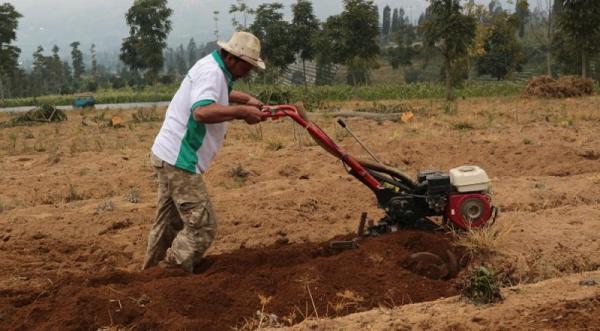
[0,0,599,101]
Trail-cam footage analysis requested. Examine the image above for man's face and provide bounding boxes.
[226,55,254,80]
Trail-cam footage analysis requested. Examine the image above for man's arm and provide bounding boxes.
[229,90,263,108]
[193,103,264,125]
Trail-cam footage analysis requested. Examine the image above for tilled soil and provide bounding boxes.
[1,96,600,330]
[1,230,461,330]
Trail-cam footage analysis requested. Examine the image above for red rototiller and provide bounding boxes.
[261,104,498,238]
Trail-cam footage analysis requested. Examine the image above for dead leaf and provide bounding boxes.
[401,112,414,123]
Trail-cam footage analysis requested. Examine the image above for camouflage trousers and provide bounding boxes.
[142,153,217,273]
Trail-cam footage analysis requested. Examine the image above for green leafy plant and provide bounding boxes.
[460,265,503,305]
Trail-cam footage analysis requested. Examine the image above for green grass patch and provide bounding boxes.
[0,81,532,109]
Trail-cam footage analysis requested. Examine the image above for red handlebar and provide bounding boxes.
[261,105,307,123]
[260,105,383,192]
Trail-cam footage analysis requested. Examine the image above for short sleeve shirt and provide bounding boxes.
[152,51,233,173]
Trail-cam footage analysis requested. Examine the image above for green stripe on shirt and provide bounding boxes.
[211,50,234,93]
[174,100,214,173]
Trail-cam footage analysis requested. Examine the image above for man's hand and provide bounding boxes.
[239,105,265,125]
[246,96,263,108]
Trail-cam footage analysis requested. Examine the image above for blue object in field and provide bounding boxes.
[73,95,96,108]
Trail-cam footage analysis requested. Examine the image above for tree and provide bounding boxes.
[230,0,254,31]
[213,11,220,41]
[120,0,173,84]
[187,38,198,66]
[527,0,559,76]
[315,15,345,85]
[382,5,391,40]
[487,0,503,17]
[164,47,176,77]
[317,0,380,85]
[556,0,600,78]
[391,8,400,33]
[551,2,580,76]
[90,43,98,81]
[292,0,319,87]
[62,61,73,93]
[249,3,295,75]
[175,44,187,76]
[476,12,525,80]
[31,46,50,95]
[464,1,489,79]
[421,0,476,100]
[48,45,66,93]
[515,0,530,38]
[70,42,85,81]
[388,8,417,69]
[0,3,22,100]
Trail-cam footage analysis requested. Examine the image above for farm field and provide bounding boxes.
[0,96,599,330]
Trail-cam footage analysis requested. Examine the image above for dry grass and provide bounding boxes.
[452,220,515,257]
[132,108,161,123]
[329,290,365,315]
[125,186,140,203]
[234,294,282,331]
[524,75,595,98]
[96,200,115,214]
[65,184,85,203]
[266,139,284,151]
[368,253,384,267]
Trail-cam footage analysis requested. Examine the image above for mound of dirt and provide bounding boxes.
[523,75,595,98]
[1,104,67,127]
[0,230,464,331]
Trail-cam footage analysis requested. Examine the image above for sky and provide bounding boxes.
[7,0,515,63]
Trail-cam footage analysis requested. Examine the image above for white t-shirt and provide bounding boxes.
[152,51,233,173]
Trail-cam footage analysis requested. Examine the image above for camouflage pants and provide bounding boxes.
[142,153,217,273]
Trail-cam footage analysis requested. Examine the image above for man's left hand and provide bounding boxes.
[246,96,263,109]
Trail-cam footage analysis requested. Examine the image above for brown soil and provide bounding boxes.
[1,96,600,330]
[1,231,461,330]
[277,270,600,331]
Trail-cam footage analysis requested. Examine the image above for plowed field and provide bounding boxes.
[1,96,599,330]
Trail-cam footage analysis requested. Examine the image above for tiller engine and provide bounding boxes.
[261,105,498,235]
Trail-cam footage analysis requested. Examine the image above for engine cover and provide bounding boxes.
[445,193,492,229]
[449,165,491,193]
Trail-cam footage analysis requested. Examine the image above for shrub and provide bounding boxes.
[460,265,503,304]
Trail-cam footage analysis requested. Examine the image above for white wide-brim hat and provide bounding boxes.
[217,31,266,70]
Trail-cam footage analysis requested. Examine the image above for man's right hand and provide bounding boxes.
[239,105,265,125]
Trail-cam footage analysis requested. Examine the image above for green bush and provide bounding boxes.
[460,266,503,305]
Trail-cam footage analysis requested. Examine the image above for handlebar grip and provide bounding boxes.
[337,119,347,128]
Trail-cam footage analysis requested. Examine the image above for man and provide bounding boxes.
[142,31,266,273]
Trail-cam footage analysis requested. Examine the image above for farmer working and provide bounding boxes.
[142,31,266,273]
